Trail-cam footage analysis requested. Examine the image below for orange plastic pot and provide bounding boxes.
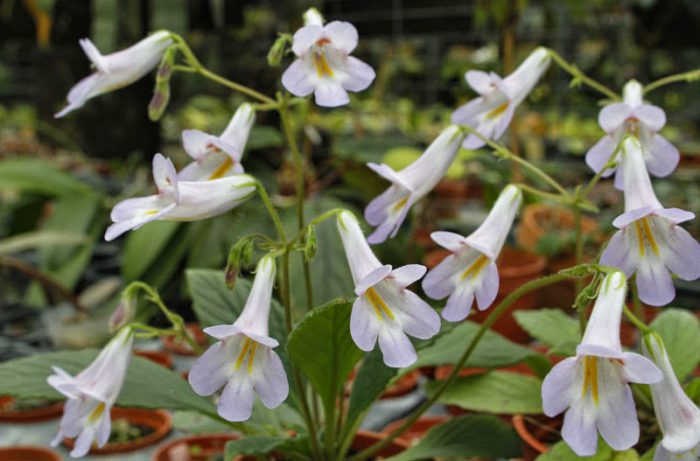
[382,416,450,444]
[516,204,599,252]
[153,433,238,461]
[351,430,410,457]
[0,396,63,423]
[63,407,171,455]
[512,414,563,461]
[0,446,62,461]
[161,323,207,356]
[346,370,420,399]
[134,350,173,369]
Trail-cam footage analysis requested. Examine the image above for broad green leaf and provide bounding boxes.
[686,377,700,404]
[414,321,538,369]
[651,308,700,380]
[344,349,398,437]
[186,269,286,344]
[0,230,87,255]
[537,439,619,461]
[225,435,309,459]
[0,159,94,196]
[247,125,284,149]
[387,414,522,461]
[287,299,362,412]
[514,309,580,356]
[122,221,181,280]
[142,224,193,288]
[0,350,217,418]
[426,370,543,414]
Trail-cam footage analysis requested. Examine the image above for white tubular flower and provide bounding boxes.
[451,47,550,149]
[179,103,255,181]
[586,80,679,189]
[281,16,375,107]
[642,334,700,458]
[541,272,662,457]
[336,211,441,368]
[56,31,173,118]
[47,327,134,458]
[189,256,288,422]
[364,125,464,244]
[600,137,700,306]
[422,185,522,322]
[105,153,256,241]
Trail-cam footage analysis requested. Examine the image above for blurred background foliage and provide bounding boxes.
[1,0,700,355]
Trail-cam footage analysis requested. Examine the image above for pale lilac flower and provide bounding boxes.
[541,271,662,456]
[281,10,375,107]
[47,327,134,458]
[179,103,255,181]
[600,137,700,306]
[422,184,522,321]
[105,153,256,241]
[337,211,440,368]
[452,47,550,149]
[364,125,464,243]
[189,256,288,422]
[642,334,700,460]
[586,80,679,189]
[56,31,172,118]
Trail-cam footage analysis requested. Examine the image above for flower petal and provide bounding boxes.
[291,25,323,56]
[442,284,475,322]
[541,357,577,416]
[430,231,466,252]
[252,349,289,410]
[658,223,700,281]
[646,134,679,178]
[396,290,441,340]
[71,427,97,458]
[599,103,631,132]
[634,104,666,132]
[325,21,358,54]
[621,352,662,384]
[562,401,599,456]
[600,229,637,276]
[422,253,462,300]
[350,297,380,352]
[390,264,426,287]
[314,81,350,107]
[281,59,316,97]
[377,325,417,368]
[466,70,495,95]
[218,376,255,422]
[188,342,231,396]
[474,261,499,310]
[596,367,639,451]
[585,136,618,175]
[636,258,675,306]
[355,264,392,296]
[340,56,375,92]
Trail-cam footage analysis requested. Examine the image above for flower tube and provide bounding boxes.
[337,211,440,368]
[586,80,679,189]
[178,103,255,180]
[642,334,700,460]
[281,12,375,107]
[422,184,522,321]
[56,31,173,118]
[105,153,256,241]
[364,125,464,243]
[47,327,134,457]
[188,256,288,421]
[541,271,662,456]
[600,137,700,306]
[452,47,550,149]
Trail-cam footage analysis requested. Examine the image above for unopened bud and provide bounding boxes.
[156,46,177,84]
[304,226,317,262]
[148,83,170,121]
[303,7,324,26]
[109,290,137,333]
[267,34,291,67]
[225,263,238,289]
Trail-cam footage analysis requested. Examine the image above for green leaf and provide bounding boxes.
[186,269,286,344]
[344,349,398,437]
[537,439,617,461]
[426,370,543,414]
[287,299,362,412]
[387,414,522,461]
[0,350,217,418]
[247,126,284,150]
[0,159,94,197]
[122,221,181,280]
[514,309,580,356]
[225,435,309,459]
[650,308,700,380]
[414,321,538,369]
[0,230,87,255]
[685,377,700,404]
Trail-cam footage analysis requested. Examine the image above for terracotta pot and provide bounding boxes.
[512,414,563,461]
[0,396,63,423]
[516,204,599,252]
[153,433,238,461]
[351,430,410,457]
[0,446,62,461]
[346,370,420,399]
[63,407,171,455]
[134,350,173,369]
[161,323,207,356]
[382,416,450,444]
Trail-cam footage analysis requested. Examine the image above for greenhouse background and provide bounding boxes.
[0,0,699,460]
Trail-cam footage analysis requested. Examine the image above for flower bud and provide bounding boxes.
[148,83,170,121]
[109,290,137,333]
[304,225,317,262]
[267,34,291,67]
[303,7,324,26]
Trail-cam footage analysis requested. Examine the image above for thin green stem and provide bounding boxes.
[623,305,653,334]
[349,271,578,461]
[644,68,700,94]
[631,276,645,321]
[256,183,287,242]
[573,190,586,335]
[459,124,569,197]
[289,208,346,247]
[547,49,620,101]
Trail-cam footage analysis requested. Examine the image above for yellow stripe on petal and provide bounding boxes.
[485,102,509,120]
[208,157,234,180]
[581,356,599,405]
[88,402,106,424]
[247,342,258,375]
[235,338,252,370]
[392,196,409,212]
[460,254,490,280]
[365,287,395,321]
[313,52,334,78]
[642,218,660,256]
